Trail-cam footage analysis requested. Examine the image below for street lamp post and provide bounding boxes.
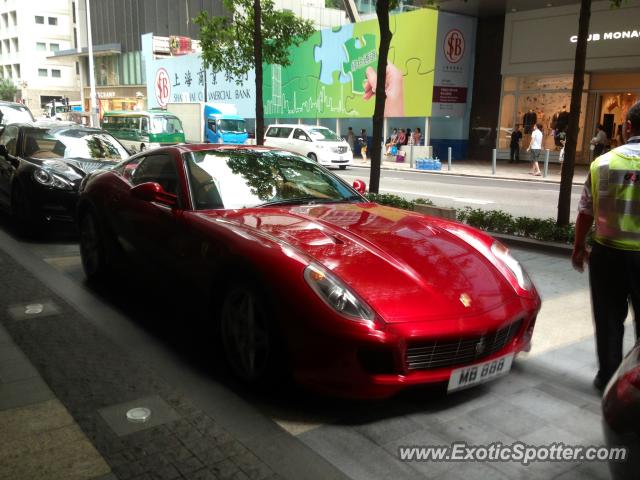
[85,0,98,127]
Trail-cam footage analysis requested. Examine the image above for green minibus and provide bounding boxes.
[101,110,185,152]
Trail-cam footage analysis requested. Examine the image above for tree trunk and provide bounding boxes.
[253,0,264,145]
[557,0,591,226]
[370,0,391,194]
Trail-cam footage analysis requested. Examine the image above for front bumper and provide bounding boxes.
[317,150,353,167]
[24,179,79,224]
[288,296,540,399]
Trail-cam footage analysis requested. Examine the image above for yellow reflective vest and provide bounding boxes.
[591,148,640,250]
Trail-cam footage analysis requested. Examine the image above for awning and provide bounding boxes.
[49,43,121,59]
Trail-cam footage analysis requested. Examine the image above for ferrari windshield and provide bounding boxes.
[184,149,361,210]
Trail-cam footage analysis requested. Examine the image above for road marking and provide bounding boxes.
[382,188,495,205]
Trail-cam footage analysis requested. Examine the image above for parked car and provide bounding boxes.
[0,100,35,126]
[77,144,540,398]
[0,122,129,228]
[264,124,353,169]
[602,340,640,479]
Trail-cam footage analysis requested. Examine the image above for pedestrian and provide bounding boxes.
[359,128,368,159]
[590,124,609,158]
[509,124,522,163]
[526,123,543,175]
[572,100,640,391]
[413,127,422,146]
[385,128,398,154]
[396,128,406,147]
[346,127,355,153]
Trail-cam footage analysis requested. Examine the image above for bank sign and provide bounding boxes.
[142,33,256,118]
[143,10,474,119]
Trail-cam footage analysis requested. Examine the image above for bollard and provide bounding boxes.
[448,146,452,171]
[543,149,550,178]
[410,143,415,169]
[492,149,497,175]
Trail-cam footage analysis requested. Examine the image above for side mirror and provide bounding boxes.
[131,182,177,208]
[353,179,367,195]
[0,144,7,158]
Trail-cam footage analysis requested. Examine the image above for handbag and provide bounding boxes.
[390,146,398,155]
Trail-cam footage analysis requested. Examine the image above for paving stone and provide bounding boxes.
[353,414,424,445]
[467,399,547,438]
[98,395,181,437]
[299,425,425,480]
[554,461,611,480]
[7,300,61,320]
[0,375,55,410]
[504,386,585,423]
[0,358,40,383]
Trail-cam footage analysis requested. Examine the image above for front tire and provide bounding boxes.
[307,152,318,162]
[219,283,276,384]
[339,165,347,170]
[139,143,146,151]
[11,182,37,236]
[79,208,109,282]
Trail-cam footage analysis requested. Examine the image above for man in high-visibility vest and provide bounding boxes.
[573,101,640,391]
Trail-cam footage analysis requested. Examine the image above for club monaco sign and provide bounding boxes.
[570,30,640,43]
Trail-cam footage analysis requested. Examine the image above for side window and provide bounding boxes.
[281,128,293,138]
[140,117,149,133]
[131,153,179,196]
[1,125,19,155]
[294,128,310,141]
[265,127,278,138]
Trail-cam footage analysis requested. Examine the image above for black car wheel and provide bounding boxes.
[11,183,37,235]
[307,153,318,162]
[140,143,146,151]
[220,284,274,383]
[339,165,347,170]
[79,209,108,282]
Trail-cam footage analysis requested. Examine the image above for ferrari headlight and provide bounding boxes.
[304,263,374,321]
[491,242,533,291]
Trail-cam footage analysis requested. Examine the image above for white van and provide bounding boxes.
[264,124,353,169]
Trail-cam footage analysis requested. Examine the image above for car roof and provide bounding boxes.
[266,124,329,129]
[5,121,105,134]
[0,100,31,108]
[171,143,279,154]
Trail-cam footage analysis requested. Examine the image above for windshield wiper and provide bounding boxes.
[257,197,321,207]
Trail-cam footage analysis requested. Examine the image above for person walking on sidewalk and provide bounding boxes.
[527,123,543,175]
[510,124,522,163]
[572,100,640,391]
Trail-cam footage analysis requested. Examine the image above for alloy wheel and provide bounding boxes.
[220,286,271,382]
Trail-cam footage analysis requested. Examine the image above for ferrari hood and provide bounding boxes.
[208,203,518,323]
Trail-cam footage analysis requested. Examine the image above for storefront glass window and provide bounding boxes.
[498,94,515,149]
[519,75,574,91]
[597,92,639,147]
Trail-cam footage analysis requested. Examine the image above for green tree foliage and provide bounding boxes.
[0,78,17,101]
[195,1,314,145]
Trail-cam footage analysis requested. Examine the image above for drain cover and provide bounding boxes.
[126,407,151,423]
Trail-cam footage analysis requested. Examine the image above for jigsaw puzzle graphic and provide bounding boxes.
[342,34,378,95]
[314,25,353,85]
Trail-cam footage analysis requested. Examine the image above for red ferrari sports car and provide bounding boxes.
[77,144,541,399]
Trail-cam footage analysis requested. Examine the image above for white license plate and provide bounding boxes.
[447,353,514,392]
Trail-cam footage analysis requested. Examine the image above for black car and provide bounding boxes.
[0,122,129,228]
[602,340,640,480]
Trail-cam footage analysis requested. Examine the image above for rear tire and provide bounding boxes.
[307,153,317,162]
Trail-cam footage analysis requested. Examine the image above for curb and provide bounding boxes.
[349,162,586,187]
[491,232,573,256]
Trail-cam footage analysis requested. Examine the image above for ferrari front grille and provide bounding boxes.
[405,319,523,371]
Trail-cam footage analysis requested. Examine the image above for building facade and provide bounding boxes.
[0,0,80,113]
[496,0,640,164]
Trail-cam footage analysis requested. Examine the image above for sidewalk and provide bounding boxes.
[0,231,348,480]
[351,157,590,186]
